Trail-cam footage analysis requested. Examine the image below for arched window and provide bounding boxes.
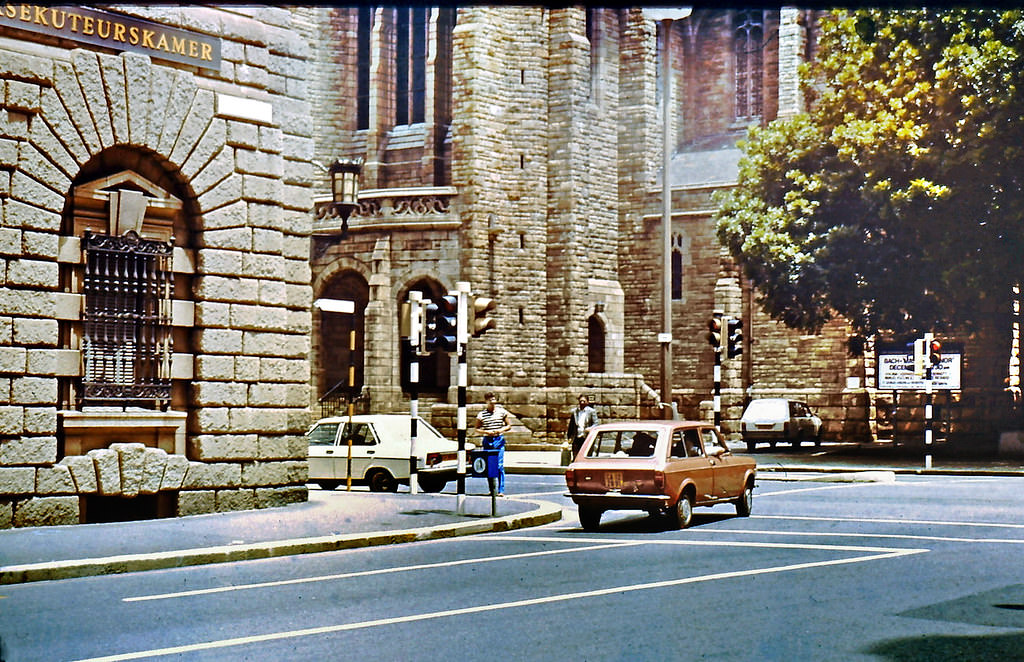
[734,10,764,121]
[59,149,196,457]
[356,6,373,130]
[395,6,427,126]
[588,314,606,373]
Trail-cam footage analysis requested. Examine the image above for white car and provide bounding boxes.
[740,398,822,452]
[307,414,464,492]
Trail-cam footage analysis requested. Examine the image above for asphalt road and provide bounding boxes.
[3,473,1024,661]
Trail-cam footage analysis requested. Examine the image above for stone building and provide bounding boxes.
[303,5,1015,451]
[1,5,1016,530]
[0,5,314,527]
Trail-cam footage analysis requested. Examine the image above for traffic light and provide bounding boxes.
[929,340,942,367]
[913,338,927,377]
[727,317,743,358]
[706,315,722,350]
[425,294,458,353]
[472,296,497,337]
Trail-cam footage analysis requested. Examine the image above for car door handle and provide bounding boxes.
[325,449,334,455]
[367,450,374,455]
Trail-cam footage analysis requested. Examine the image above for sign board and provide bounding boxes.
[877,343,962,390]
[0,4,221,70]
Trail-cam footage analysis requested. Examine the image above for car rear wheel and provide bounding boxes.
[735,482,753,517]
[316,480,339,491]
[367,469,398,493]
[579,506,602,531]
[675,494,694,529]
[746,440,756,453]
[417,474,446,493]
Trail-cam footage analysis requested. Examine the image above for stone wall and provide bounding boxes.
[0,6,315,527]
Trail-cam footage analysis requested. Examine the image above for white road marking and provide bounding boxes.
[76,545,926,662]
[702,528,1024,545]
[754,514,1024,530]
[759,483,884,496]
[124,541,644,602]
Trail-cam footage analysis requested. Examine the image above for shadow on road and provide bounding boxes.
[866,632,1024,661]
[561,511,741,534]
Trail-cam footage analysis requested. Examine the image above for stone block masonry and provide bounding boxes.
[0,6,316,527]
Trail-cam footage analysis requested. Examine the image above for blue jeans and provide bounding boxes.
[483,434,506,494]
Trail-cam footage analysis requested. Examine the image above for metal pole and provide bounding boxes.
[659,17,674,421]
[345,314,355,491]
[713,310,723,428]
[924,332,933,470]
[408,292,422,494]
[455,281,470,514]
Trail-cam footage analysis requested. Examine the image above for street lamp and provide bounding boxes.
[328,157,363,238]
[643,7,691,419]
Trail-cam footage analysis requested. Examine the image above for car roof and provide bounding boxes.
[312,414,418,425]
[590,420,710,430]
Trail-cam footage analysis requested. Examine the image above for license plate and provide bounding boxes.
[605,471,623,490]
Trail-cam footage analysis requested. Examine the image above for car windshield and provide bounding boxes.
[586,429,659,458]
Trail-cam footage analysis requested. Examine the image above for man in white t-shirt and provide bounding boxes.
[475,392,511,495]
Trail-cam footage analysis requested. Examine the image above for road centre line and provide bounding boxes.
[754,514,1024,530]
[76,547,926,662]
[123,541,644,603]
[699,528,1024,545]
[496,534,926,555]
[759,483,886,496]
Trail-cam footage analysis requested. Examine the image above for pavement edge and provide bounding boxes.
[0,499,562,586]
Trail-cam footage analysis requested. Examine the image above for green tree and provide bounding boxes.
[716,9,1024,338]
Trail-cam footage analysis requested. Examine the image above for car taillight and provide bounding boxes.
[565,468,576,489]
[426,452,440,466]
[653,470,665,491]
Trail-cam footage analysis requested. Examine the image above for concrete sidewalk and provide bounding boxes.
[0,490,561,585]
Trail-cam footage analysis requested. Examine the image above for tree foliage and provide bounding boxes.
[715,9,1024,338]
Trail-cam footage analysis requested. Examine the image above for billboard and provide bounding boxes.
[877,343,962,390]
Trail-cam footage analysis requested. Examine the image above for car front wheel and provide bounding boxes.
[367,469,398,493]
[735,483,753,517]
[675,494,694,529]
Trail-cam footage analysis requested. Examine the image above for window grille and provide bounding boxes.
[81,230,173,407]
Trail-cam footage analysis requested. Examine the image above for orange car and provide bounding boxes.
[565,420,756,531]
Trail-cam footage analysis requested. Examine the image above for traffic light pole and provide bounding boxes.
[923,332,934,470]
[408,292,422,494]
[713,344,722,429]
[455,281,470,515]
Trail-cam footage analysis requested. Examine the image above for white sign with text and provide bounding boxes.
[877,351,961,390]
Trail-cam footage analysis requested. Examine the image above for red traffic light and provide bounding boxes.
[706,317,722,348]
[929,340,942,365]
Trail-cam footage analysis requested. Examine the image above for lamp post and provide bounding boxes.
[644,7,691,419]
[328,157,363,238]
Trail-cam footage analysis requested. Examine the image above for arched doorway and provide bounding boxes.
[401,279,450,394]
[319,271,370,400]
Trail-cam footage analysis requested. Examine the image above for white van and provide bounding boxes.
[307,414,465,492]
